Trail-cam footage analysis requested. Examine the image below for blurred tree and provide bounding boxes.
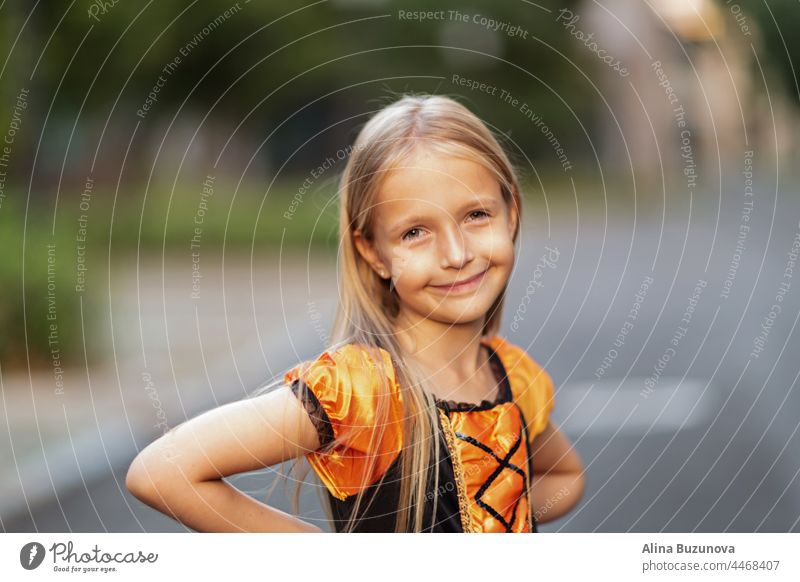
[740,0,800,104]
[7,0,591,185]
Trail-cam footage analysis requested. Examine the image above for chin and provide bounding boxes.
[427,296,497,323]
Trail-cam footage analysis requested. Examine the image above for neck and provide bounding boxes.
[393,312,489,382]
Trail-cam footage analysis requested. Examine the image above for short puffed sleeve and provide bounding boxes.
[485,336,555,443]
[283,344,405,501]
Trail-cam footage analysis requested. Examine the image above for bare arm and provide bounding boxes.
[529,421,586,524]
[126,385,324,532]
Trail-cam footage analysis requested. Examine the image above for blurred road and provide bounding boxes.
[4,180,800,532]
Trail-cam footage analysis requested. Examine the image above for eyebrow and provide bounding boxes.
[389,196,499,234]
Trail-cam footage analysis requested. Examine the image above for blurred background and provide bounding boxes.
[1,0,799,532]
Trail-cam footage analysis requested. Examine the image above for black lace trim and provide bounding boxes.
[289,378,335,451]
[433,346,512,412]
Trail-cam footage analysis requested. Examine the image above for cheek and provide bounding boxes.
[387,246,427,284]
[476,228,514,266]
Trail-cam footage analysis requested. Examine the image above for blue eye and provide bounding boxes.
[401,228,422,241]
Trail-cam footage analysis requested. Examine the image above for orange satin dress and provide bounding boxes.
[284,335,555,533]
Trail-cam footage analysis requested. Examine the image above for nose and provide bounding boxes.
[438,223,474,270]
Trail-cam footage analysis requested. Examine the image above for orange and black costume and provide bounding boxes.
[284,335,555,533]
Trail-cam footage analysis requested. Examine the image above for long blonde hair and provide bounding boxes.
[254,94,523,532]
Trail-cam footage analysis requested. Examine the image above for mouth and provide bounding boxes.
[430,268,490,293]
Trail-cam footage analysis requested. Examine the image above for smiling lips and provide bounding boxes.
[431,268,489,292]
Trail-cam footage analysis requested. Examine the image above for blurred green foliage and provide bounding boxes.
[740,0,800,103]
[109,179,342,251]
[1,0,587,179]
[0,196,107,370]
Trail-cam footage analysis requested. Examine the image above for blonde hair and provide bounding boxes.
[254,94,523,532]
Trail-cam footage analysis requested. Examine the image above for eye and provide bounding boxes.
[401,227,423,242]
[468,210,490,221]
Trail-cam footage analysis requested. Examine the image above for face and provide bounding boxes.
[353,149,518,330]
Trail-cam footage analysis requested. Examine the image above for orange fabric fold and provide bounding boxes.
[284,344,404,501]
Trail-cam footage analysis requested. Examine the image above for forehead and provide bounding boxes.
[374,151,502,216]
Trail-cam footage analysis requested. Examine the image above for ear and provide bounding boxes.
[352,228,389,278]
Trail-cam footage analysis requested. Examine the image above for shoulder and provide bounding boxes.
[483,335,555,441]
[284,342,400,399]
[483,335,551,387]
[283,342,405,500]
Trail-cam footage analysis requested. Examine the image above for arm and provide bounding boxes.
[528,421,585,524]
[126,385,325,532]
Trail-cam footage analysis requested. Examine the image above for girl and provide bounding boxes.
[126,94,585,533]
